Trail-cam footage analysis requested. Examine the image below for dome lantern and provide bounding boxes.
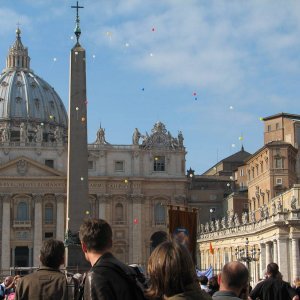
[6,27,30,70]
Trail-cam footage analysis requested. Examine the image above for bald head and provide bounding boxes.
[221,261,249,290]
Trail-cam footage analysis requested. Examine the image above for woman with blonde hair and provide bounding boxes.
[146,241,212,300]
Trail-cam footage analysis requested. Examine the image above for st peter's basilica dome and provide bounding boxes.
[0,28,67,143]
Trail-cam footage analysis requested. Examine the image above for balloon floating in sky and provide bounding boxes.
[195,97,198,100]
[125,42,130,47]
[231,144,236,148]
[53,57,57,62]
[141,88,145,91]
[150,53,154,57]
[152,27,155,32]
[193,92,197,96]
[92,54,96,59]
[229,106,234,110]
[239,136,244,141]
[259,117,263,121]
[70,36,74,40]
[106,31,113,38]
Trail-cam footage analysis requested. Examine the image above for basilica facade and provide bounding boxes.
[0,30,187,273]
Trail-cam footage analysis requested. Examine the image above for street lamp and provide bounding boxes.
[235,238,260,269]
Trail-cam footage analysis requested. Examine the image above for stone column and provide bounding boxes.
[56,195,65,241]
[98,194,108,220]
[33,195,43,267]
[265,242,272,264]
[28,247,33,267]
[131,194,143,264]
[277,237,289,281]
[273,240,278,263]
[1,195,11,270]
[291,238,300,281]
[259,243,266,278]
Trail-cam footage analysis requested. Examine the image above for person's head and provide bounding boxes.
[208,275,219,291]
[4,276,13,287]
[39,239,65,269]
[147,241,197,299]
[79,219,112,254]
[199,275,208,286]
[220,261,249,297]
[266,262,279,278]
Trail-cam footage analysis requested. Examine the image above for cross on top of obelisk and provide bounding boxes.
[71,1,84,43]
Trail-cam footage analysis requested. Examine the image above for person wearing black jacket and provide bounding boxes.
[249,263,299,300]
[79,218,145,300]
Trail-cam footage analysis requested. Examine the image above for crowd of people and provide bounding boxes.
[0,218,299,300]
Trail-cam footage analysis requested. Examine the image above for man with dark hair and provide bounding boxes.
[15,239,70,300]
[250,262,299,300]
[79,218,145,300]
[213,261,249,300]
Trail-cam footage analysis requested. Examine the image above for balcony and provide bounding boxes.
[13,220,31,228]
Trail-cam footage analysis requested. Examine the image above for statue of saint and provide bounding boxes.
[259,206,264,220]
[132,128,141,145]
[215,219,220,231]
[54,126,63,143]
[234,213,240,227]
[263,204,269,219]
[277,197,283,212]
[178,131,184,147]
[221,216,226,229]
[35,125,43,143]
[291,195,297,210]
[96,127,107,144]
[20,122,27,143]
[1,127,9,142]
[242,212,248,225]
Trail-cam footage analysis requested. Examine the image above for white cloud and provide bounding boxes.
[85,0,300,105]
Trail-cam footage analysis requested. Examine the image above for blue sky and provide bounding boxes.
[0,0,299,173]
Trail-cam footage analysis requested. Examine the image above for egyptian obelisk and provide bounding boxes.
[66,1,90,268]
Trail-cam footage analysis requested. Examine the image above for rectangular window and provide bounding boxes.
[88,161,94,169]
[154,156,165,171]
[275,158,283,169]
[267,125,271,132]
[276,123,280,130]
[45,159,54,168]
[240,169,244,177]
[115,161,124,172]
[276,178,282,185]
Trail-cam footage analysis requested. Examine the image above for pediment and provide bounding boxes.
[0,156,64,177]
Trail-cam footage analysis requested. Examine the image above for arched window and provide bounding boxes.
[45,203,54,224]
[154,203,165,225]
[17,202,28,221]
[115,203,124,224]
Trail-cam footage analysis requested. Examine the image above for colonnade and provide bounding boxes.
[200,236,300,284]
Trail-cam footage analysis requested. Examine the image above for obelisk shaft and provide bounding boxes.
[66,44,89,268]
